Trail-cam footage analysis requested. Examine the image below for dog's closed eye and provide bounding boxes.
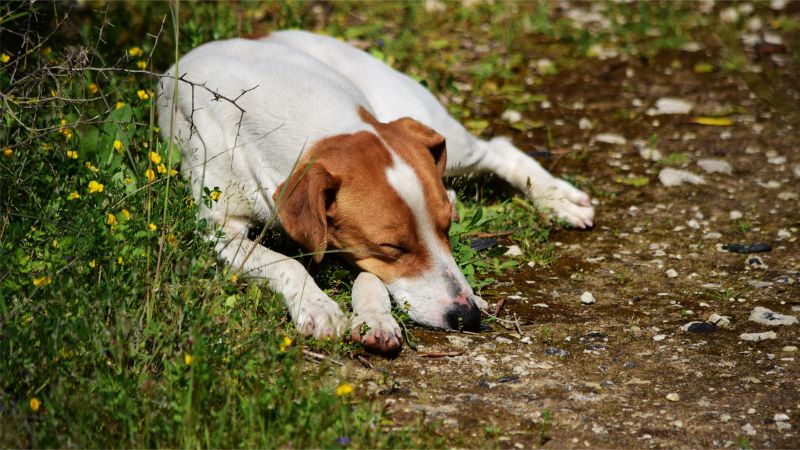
[379,243,409,257]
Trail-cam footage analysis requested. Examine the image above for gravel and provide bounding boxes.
[748,306,798,326]
[739,331,778,341]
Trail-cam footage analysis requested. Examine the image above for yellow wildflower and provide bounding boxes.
[29,398,40,412]
[33,276,52,287]
[66,150,78,159]
[85,161,99,173]
[279,335,292,352]
[335,383,353,396]
[68,191,80,200]
[167,233,177,246]
[210,190,221,202]
[117,256,124,265]
[231,272,239,283]
[148,223,157,232]
[1,53,10,63]
[149,151,161,164]
[157,163,166,174]
[183,197,194,207]
[184,353,192,365]
[88,180,104,193]
[113,140,123,153]
[128,47,144,57]
[170,168,178,177]
[137,89,150,100]
[136,60,147,69]
[51,89,58,97]
[145,169,155,182]
[124,176,133,184]
[121,209,131,220]
[42,143,52,151]
[61,129,73,140]
[89,259,96,268]
[115,101,125,109]
[2,148,12,157]
[88,83,98,95]
[107,213,118,227]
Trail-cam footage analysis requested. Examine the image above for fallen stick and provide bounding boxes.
[419,350,465,358]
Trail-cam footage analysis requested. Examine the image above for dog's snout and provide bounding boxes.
[444,300,481,331]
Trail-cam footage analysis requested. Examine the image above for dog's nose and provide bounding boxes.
[444,299,481,331]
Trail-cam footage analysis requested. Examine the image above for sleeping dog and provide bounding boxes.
[158,31,594,355]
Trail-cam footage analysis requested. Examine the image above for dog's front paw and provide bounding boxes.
[530,178,594,229]
[291,295,347,339]
[350,311,403,357]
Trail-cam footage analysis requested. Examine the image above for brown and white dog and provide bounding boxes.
[158,31,594,355]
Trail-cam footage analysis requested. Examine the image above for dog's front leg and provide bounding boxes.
[476,137,595,228]
[214,218,347,339]
[349,272,403,357]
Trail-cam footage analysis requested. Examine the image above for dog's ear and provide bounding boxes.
[273,162,339,263]
[390,117,447,177]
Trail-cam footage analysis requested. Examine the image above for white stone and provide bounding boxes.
[659,168,706,187]
[771,0,787,10]
[741,423,757,436]
[581,291,596,305]
[777,229,792,240]
[708,314,732,328]
[774,413,790,422]
[501,110,522,123]
[654,97,693,115]
[666,393,680,402]
[653,334,667,341]
[666,269,678,278]
[703,232,722,240]
[579,117,594,130]
[504,245,523,256]
[749,306,798,326]
[697,159,733,175]
[720,413,732,422]
[729,210,743,220]
[783,346,798,352]
[595,133,627,145]
[739,331,777,341]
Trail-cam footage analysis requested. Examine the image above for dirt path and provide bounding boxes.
[347,36,800,448]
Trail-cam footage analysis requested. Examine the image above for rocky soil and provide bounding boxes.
[343,9,800,448]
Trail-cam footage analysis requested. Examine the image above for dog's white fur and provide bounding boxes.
[158,31,593,348]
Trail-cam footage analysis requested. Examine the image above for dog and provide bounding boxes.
[157,30,594,355]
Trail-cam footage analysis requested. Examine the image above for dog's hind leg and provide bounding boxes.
[214,216,347,339]
[349,272,403,357]
[473,137,594,228]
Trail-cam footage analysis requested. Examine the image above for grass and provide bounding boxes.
[3,0,790,447]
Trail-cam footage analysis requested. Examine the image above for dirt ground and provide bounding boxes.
[342,27,800,449]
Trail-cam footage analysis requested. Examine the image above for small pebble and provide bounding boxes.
[666,269,678,278]
[654,97,693,115]
[580,291,596,305]
[697,158,733,175]
[739,331,777,341]
[742,423,757,436]
[666,393,680,402]
[545,347,570,357]
[783,346,798,352]
[504,245,522,256]
[659,168,706,187]
[749,306,798,326]
[774,413,790,422]
[708,313,732,328]
[653,334,667,341]
[719,413,732,422]
[729,210,743,220]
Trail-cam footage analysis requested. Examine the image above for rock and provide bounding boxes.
[777,229,792,240]
[739,331,777,342]
[659,168,706,187]
[595,133,627,145]
[580,291,596,305]
[722,243,772,254]
[633,139,663,161]
[520,336,531,344]
[654,97,693,115]
[771,0,787,10]
[776,422,792,432]
[545,347,570,357]
[681,321,717,333]
[774,413,790,422]
[697,159,733,175]
[746,255,768,269]
[666,269,678,278]
[708,313,732,328]
[653,334,667,341]
[666,393,680,402]
[749,280,774,289]
[729,210,743,220]
[579,117,594,130]
[504,245,522,256]
[742,423,757,436]
[703,232,722,240]
[720,413,732,422]
[778,191,799,201]
[748,306,798,326]
[783,346,798,352]
[501,110,522,123]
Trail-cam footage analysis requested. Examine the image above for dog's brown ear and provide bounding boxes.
[273,162,339,263]
[390,117,447,177]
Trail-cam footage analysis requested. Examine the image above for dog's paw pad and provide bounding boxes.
[531,179,595,229]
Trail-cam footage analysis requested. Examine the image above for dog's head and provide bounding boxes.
[274,112,481,331]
